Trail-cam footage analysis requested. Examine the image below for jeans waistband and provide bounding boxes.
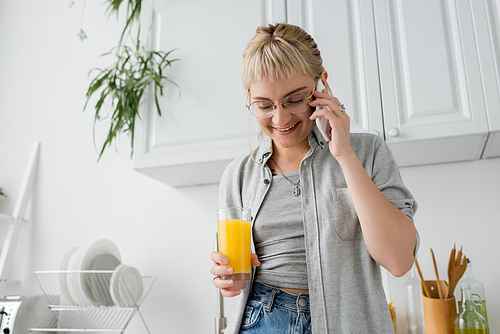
[250,282,310,312]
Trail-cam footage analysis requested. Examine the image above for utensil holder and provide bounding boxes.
[422,281,456,334]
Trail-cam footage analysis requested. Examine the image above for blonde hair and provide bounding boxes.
[242,23,330,94]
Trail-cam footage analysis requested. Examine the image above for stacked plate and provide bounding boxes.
[59,239,143,307]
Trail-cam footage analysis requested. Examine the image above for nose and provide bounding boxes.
[271,103,292,125]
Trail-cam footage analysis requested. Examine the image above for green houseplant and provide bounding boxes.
[81,0,179,160]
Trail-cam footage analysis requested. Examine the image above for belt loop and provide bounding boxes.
[264,288,278,311]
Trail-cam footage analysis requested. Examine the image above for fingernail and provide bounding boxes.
[226,267,233,274]
[222,258,229,265]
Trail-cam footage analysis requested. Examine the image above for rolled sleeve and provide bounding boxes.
[370,137,419,255]
[370,137,418,222]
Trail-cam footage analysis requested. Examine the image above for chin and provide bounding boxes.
[271,134,307,149]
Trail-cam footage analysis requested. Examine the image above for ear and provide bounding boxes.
[319,70,333,95]
[320,70,328,85]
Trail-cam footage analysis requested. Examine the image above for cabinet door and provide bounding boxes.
[286,0,384,137]
[133,0,286,187]
[373,0,490,166]
[474,0,500,158]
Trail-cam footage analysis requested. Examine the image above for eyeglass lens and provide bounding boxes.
[249,93,311,118]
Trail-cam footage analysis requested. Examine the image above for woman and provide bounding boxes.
[210,23,418,333]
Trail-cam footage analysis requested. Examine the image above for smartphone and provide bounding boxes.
[315,80,330,142]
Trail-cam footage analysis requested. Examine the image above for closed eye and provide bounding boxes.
[255,102,274,111]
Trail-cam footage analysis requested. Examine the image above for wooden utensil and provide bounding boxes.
[455,256,468,291]
[430,248,444,299]
[447,245,455,283]
[446,245,468,298]
[446,245,456,298]
[456,246,462,267]
[415,259,431,297]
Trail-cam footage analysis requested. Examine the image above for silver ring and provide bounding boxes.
[213,276,219,282]
[339,104,346,112]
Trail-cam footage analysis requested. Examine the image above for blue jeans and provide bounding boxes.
[239,282,312,334]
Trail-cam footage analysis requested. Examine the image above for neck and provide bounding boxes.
[271,138,310,173]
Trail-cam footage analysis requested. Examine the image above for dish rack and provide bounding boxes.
[31,270,156,333]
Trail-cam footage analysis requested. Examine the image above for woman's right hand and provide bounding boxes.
[210,251,261,297]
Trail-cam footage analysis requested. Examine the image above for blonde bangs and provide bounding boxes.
[242,39,314,91]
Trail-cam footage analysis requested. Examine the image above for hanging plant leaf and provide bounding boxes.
[84,45,179,160]
[80,0,180,160]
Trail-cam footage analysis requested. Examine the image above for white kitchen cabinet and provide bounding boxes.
[372,0,491,166]
[474,0,500,159]
[134,0,499,187]
[133,0,286,186]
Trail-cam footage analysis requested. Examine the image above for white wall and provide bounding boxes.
[395,159,500,332]
[0,1,220,333]
[0,1,498,333]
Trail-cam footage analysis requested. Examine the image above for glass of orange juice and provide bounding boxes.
[217,207,252,281]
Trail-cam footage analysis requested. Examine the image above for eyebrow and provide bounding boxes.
[252,86,310,101]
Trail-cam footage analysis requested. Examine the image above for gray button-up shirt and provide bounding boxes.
[219,126,418,333]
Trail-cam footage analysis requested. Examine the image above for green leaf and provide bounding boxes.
[83,21,180,160]
[77,29,88,42]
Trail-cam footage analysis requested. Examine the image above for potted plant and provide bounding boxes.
[79,0,179,160]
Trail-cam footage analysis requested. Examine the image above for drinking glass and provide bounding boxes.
[217,207,251,281]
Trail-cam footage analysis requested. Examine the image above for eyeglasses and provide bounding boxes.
[246,91,314,119]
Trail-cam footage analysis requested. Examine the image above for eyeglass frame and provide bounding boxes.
[245,88,316,119]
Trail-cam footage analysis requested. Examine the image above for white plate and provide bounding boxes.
[59,247,79,305]
[90,253,121,306]
[110,265,125,306]
[118,264,143,306]
[79,239,121,303]
[66,246,94,306]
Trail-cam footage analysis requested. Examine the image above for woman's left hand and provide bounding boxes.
[309,89,353,160]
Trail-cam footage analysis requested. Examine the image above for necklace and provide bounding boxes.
[270,157,301,196]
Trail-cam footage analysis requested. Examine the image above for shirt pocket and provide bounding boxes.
[332,188,362,241]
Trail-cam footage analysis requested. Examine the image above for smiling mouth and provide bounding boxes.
[274,122,299,132]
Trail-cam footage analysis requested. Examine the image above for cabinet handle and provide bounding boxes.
[388,127,399,137]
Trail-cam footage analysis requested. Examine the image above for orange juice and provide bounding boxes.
[218,218,251,281]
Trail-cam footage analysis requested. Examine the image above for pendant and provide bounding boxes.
[293,186,301,196]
